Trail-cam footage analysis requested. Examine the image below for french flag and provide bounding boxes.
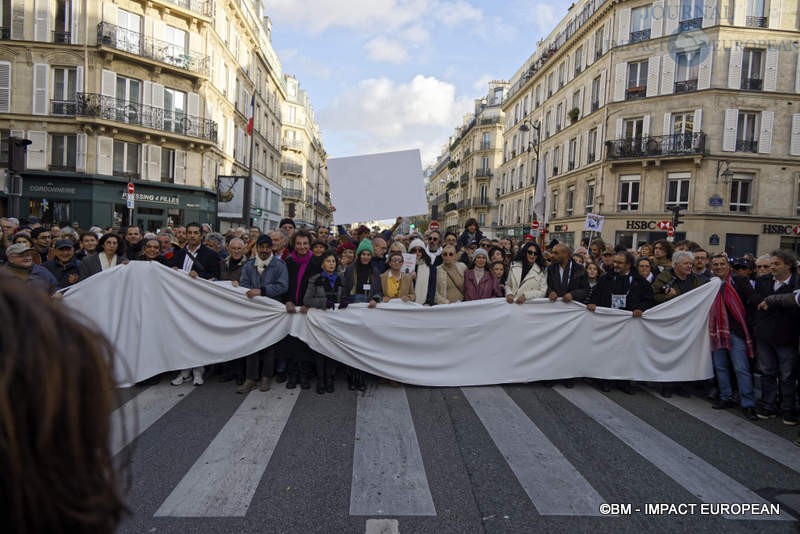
[246,93,255,135]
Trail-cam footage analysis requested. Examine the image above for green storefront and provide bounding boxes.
[16,171,217,231]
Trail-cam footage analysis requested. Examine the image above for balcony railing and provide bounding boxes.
[629,29,651,43]
[0,27,9,40]
[625,86,647,100]
[97,22,210,76]
[567,160,575,171]
[52,30,71,43]
[475,168,492,178]
[51,99,77,116]
[460,172,469,185]
[282,139,304,151]
[587,152,596,163]
[741,78,763,91]
[473,197,490,208]
[161,0,214,17]
[282,187,302,200]
[735,140,758,153]
[49,164,76,172]
[75,93,218,142]
[480,141,491,150]
[281,162,303,176]
[590,100,600,113]
[678,18,703,32]
[745,16,768,27]
[315,200,330,213]
[605,132,706,160]
[674,79,698,93]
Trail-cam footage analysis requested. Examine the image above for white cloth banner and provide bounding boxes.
[63,262,717,387]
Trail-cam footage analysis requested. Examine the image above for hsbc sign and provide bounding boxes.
[762,224,800,235]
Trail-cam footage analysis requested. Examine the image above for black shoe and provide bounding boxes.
[619,384,636,395]
[563,380,574,389]
[712,399,735,410]
[674,386,691,398]
[286,374,298,389]
[756,407,776,419]
[707,386,719,400]
[660,386,672,398]
[300,375,311,390]
[316,380,325,395]
[218,373,236,383]
[275,372,287,384]
[325,376,335,393]
[744,407,758,420]
[599,382,611,392]
[235,374,245,386]
[347,375,356,391]
[782,412,798,426]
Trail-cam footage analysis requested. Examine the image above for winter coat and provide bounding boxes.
[239,255,289,299]
[505,262,547,300]
[463,269,502,301]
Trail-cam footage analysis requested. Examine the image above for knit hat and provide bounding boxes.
[256,234,273,247]
[408,238,426,252]
[356,239,373,257]
[472,248,489,260]
[337,242,356,255]
[279,218,295,228]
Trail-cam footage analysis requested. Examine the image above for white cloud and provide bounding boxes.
[365,36,410,64]
[472,73,493,93]
[433,0,484,26]
[319,75,472,163]
[264,0,429,34]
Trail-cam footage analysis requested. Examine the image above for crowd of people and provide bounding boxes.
[1,215,798,438]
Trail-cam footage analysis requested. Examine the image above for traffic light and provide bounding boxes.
[409,223,416,230]
[8,137,32,173]
[670,206,684,228]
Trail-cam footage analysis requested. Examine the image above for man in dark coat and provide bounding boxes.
[43,239,82,290]
[172,222,221,280]
[546,243,589,303]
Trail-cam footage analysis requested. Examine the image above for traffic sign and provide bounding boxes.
[126,193,134,209]
[531,220,540,230]
[794,225,800,236]
[127,182,135,195]
[657,220,673,231]
[429,220,440,231]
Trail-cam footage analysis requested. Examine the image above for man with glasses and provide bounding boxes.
[755,254,772,276]
[31,227,52,263]
[426,230,443,266]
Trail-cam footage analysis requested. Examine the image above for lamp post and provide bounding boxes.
[518,119,541,237]
[715,160,733,183]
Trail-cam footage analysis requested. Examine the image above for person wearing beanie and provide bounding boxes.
[408,237,437,306]
[336,242,357,276]
[356,238,373,258]
[464,247,502,301]
[279,218,296,242]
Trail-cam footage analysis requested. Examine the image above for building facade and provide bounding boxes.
[496,0,800,256]
[280,75,332,230]
[0,0,328,233]
[426,81,508,236]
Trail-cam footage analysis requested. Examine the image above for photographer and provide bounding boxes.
[652,250,704,304]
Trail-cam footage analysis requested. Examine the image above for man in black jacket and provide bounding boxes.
[43,239,82,290]
[172,222,221,280]
[546,243,589,303]
[748,250,800,424]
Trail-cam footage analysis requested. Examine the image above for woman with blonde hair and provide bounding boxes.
[435,244,467,304]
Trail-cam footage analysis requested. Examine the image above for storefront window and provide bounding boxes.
[780,237,800,255]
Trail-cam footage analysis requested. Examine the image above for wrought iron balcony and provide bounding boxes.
[625,86,647,100]
[735,140,758,153]
[52,30,71,43]
[281,162,303,176]
[282,187,303,200]
[161,0,214,17]
[51,99,77,116]
[678,18,703,32]
[605,132,706,160]
[460,172,469,185]
[475,168,492,178]
[629,29,651,43]
[745,16,767,28]
[97,22,210,76]
[282,139,304,151]
[480,141,491,150]
[674,79,698,93]
[75,93,218,142]
[315,200,330,213]
[741,78,763,91]
[445,202,457,212]
[473,197,490,208]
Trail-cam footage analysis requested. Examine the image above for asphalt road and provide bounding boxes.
[113,376,800,533]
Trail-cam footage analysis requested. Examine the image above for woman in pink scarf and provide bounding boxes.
[708,254,757,420]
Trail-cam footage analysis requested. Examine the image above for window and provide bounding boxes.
[555,102,563,132]
[52,67,77,115]
[797,178,800,216]
[746,0,767,27]
[163,87,186,133]
[113,141,139,177]
[736,112,758,152]
[572,90,581,113]
[552,145,560,175]
[679,0,704,31]
[665,172,690,210]
[566,186,575,216]
[591,76,601,112]
[558,62,566,88]
[675,50,700,92]
[670,111,695,151]
[115,75,141,123]
[585,182,595,213]
[50,134,76,171]
[630,5,652,42]
[618,175,640,211]
[730,174,753,212]
[161,147,175,182]
[568,138,577,170]
[481,133,490,150]
[741,49,764,91]
[534,85,541,107]
[54,0,72,43]
[574,46,583,75]
[594,27,604,59]
[551,189,559,218]
[587,129,597,163]
[516,199,522,223]
[547,73,554,97]
[163,26,187,68]
[624,117,645,141]
[544,110,551,138]
[116,10,142,54]
[626,61,648,100]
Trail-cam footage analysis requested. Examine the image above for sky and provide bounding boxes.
[263,0,576,167]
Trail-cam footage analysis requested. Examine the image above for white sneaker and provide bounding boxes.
[192,367,205,386]
[171,371,190,386]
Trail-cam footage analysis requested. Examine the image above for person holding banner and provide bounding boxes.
[464,248,502,301]
[380,251,415,303]
[409,238,437,306]
[435,245,467,304]
[505,242,547,304]
[546,244,589,304]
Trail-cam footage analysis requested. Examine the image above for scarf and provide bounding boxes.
[709,274,754,358]
[321,270,338,289]
[290,250,312,303]
[474,266,485,283]
[254,253,272,275]
[100,254,118,271]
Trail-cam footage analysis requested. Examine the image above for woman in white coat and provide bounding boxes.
[505,242,548,304]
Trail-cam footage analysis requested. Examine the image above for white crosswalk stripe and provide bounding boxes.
[115,382,797,522]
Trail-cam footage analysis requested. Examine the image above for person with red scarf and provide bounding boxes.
[708,254,758,420]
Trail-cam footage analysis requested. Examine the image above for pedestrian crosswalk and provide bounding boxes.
[114,380,799,531]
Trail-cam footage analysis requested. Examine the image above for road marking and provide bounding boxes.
[154,388,299,517]
[462,386,603,516]
[556,384,793,521]
[365,518,400,534]
[350,386,436,516]
[656,393,800,474]
[111,382,194,456]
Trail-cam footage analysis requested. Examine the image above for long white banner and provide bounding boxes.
[63,262,717,387]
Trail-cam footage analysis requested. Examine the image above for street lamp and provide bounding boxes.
[715,160,734,183]
[518,119,542,236]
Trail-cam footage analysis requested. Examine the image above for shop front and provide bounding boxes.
[19,172,217,231]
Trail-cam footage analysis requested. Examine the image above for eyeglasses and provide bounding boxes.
[443,252,455,257]
[756,265,771,270]
[526,250,537,255]
[428,237,439,242]
[389,258,403,264]
[410,248,422,253]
